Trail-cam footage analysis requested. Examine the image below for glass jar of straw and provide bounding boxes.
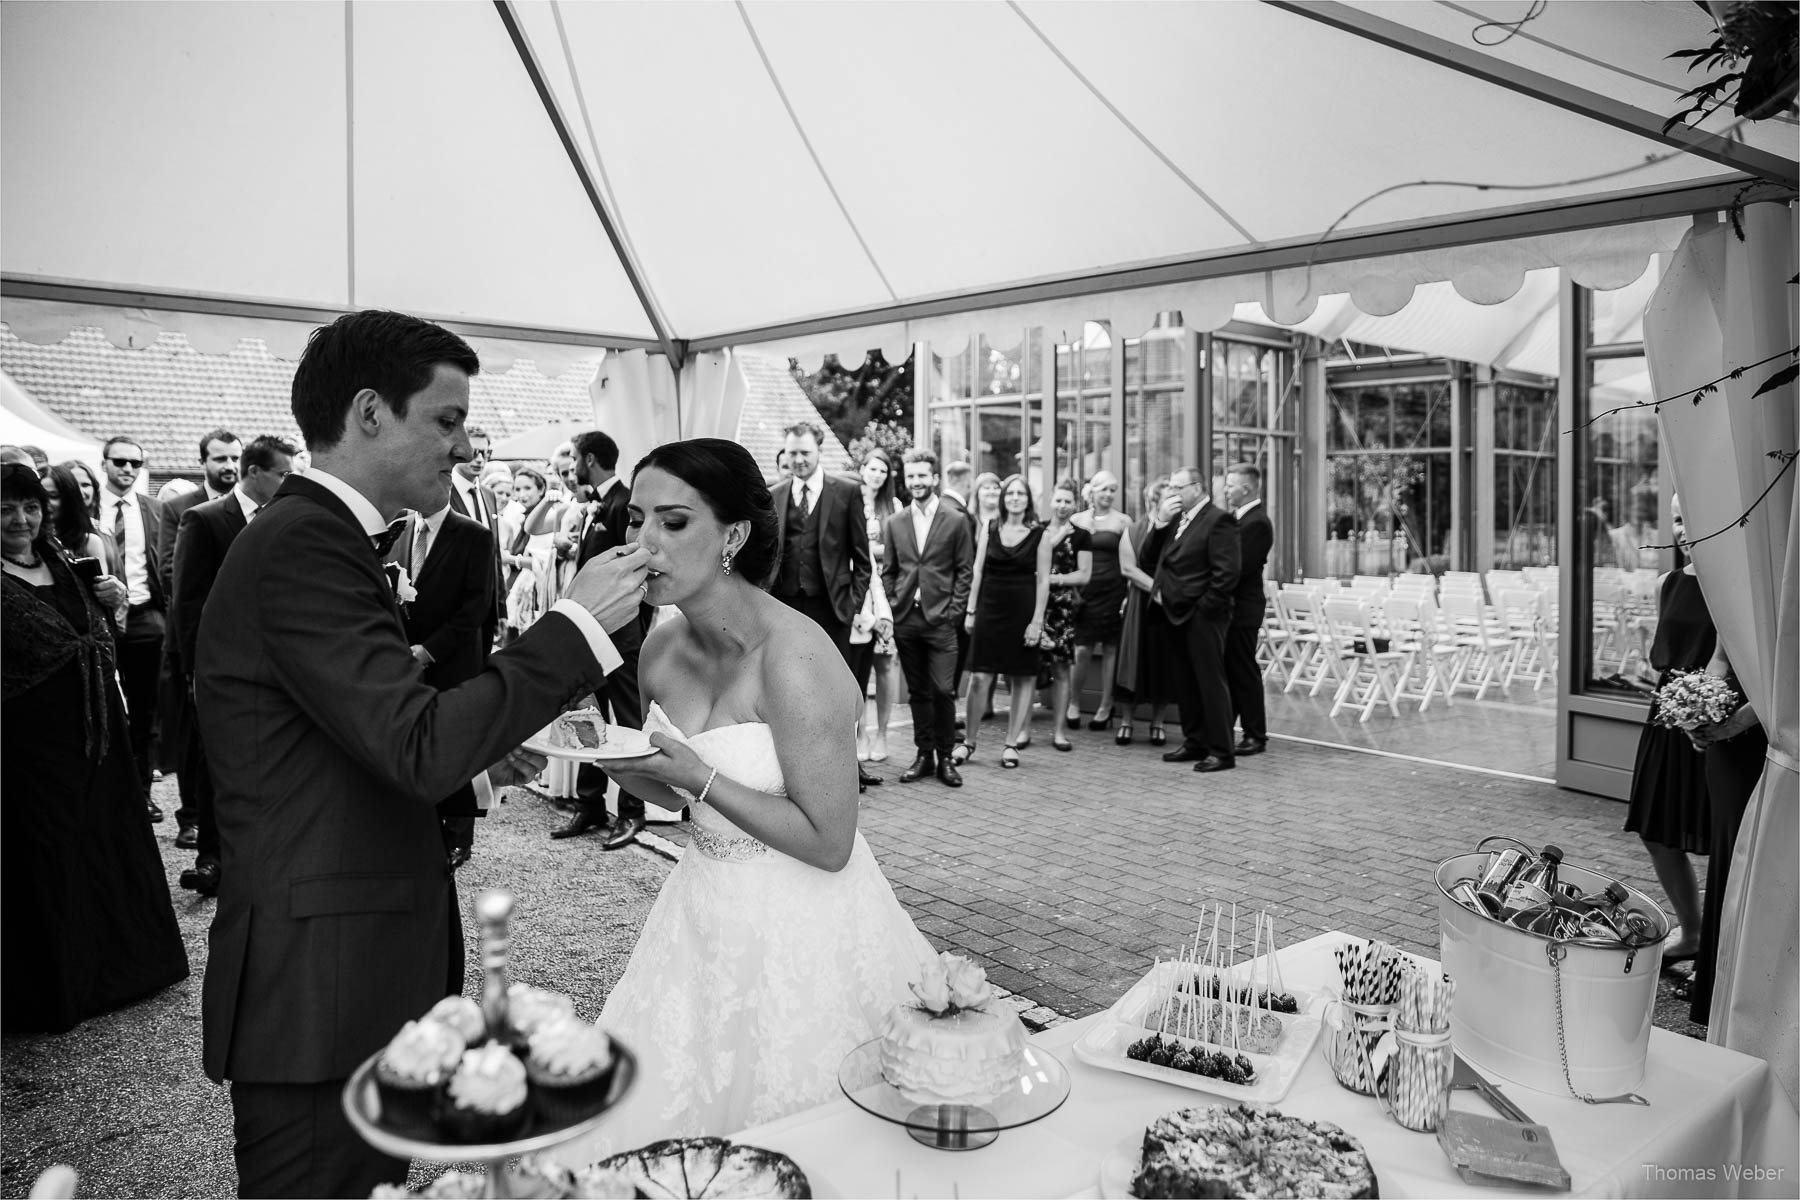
[1383,965,1456,1131]
[1325,939,1402,1095]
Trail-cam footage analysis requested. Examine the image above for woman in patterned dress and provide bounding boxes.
[853,447,901,762]
[1040,480,1093,752]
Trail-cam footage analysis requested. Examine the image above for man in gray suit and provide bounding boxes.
[882,449,975,788]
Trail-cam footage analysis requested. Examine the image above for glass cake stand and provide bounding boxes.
[838,1039,1071,1151]
[342,1043,637,1198]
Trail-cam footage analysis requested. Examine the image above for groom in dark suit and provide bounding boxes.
[171,435,297,897]
[194,310,651,1198]
[882,449,975,788]
[768,420,870,659]
[1139,466,1241,774]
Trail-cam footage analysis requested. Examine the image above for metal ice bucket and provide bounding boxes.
[1435,853,1668,1096]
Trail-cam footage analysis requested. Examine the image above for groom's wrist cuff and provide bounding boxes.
[549,600,624,677]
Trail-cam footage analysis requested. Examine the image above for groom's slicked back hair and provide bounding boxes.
[633,438,779,586]
[572,430,620,472]
[291,310,479,451]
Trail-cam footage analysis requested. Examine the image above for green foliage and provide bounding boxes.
[788,351,914,450]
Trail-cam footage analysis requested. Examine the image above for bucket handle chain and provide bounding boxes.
[1545,941,1652,1106]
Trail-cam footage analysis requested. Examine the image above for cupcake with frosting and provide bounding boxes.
[505,983,576,1045]
[374,1019,465,1132]
[524,1016,617,1123]
[436,1042,530,1143]
[426,995,486,1046]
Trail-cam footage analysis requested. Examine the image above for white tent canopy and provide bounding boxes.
[3,1,1793,367]
[0,368,102,467]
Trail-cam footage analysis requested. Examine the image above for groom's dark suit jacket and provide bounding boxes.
[881,500,975,627]
[769,471,870,626]
[195,474,608,1085]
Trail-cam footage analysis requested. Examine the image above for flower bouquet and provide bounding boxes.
[1650,669,1740,730]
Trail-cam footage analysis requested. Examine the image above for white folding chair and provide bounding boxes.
[1259,579,1298,684]
[1440,591,1517,700]
[1276,588,1331,694]
[1497,587,1551,688]
[1384,592,1459,711]
[1321,597,1403,720]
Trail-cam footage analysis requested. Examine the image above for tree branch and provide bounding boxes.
[1641,450,1799,551]
[1565,345,1800,434]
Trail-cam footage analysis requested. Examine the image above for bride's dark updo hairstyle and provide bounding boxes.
[632,438,779,586]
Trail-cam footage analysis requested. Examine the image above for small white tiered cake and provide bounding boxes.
[878,953,1027,1107]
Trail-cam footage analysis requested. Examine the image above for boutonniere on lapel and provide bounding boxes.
[384,562,418,610]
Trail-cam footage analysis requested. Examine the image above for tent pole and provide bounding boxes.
[491,0,684,369]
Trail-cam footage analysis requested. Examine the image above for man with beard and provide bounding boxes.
[160,428,241,841]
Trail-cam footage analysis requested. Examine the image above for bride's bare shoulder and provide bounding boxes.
[760,603,855,710]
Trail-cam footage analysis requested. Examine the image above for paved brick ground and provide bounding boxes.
[646,697,1698,1034]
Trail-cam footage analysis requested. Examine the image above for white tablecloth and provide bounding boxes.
[729,933,1798,1198]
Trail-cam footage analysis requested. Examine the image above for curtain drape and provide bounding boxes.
[1646,202,1798,1107]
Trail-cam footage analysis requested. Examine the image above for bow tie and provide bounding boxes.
[370,519,407,557]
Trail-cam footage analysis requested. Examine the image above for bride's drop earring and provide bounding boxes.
[721,548,735,576]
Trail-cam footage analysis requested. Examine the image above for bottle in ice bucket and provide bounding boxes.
[1473,846,1529,914]
[1572,881,1658,944]
[1498,844,1563,918]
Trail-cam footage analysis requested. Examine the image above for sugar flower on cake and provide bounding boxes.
[911,951,994,1016]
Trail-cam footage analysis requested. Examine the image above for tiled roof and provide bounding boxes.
[734,352,850,478]
[0,324,599,482]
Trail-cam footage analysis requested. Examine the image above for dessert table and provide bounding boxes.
[728,932,1798,1199]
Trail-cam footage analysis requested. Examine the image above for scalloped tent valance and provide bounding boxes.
[3,1,1792,367]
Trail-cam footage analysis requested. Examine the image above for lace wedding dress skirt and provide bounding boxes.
[554,705,937,1167]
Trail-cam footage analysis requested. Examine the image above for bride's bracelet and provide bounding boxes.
[695,766,720,805]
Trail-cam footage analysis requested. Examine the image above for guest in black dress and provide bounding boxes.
[1040,481,1093,753]
[1623,552,1712,964]
[1687,642,1767,1025]
[1115,478,1179,746]
[1069,470,1132,731]
[1,464,189,1033]
[956,475,1051,769]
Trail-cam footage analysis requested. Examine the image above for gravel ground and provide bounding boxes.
[0,780,669,1199]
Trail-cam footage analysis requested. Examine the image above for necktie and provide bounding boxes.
[1176,508,1197,541]
[411,519,432,572]
[113,496,127,550]
[799,481,812,517]
[370,519,406,557]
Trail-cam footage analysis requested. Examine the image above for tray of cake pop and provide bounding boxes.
[1073,904,1327,1104]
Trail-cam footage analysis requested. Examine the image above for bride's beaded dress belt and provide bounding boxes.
[691,826,770,862]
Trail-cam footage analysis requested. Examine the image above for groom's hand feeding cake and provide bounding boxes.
[877,953,1027,1106]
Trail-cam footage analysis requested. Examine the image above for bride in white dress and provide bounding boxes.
[555,439,938,1165]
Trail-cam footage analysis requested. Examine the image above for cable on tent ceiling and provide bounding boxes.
[1004,1,1256,245]
[734,2,898,303]
[1467,0,1547,47]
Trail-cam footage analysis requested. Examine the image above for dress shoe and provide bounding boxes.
[899,753,937,783]
[859,768,884,788]
[146,800,164,823]
[601,815,646,851]
[1148,725,1168,747]
[551,810,608,840]
[936,759,963,788]
[1193,755,1236,773]
[1234,736,1268,757]
[1161,743,1206,763]
[179,859,220,897]
[174,820,199,850]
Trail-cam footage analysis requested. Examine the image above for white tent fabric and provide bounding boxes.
[0,368,103,466]
[3,1,1791,364]
[1647,204,1797,1107]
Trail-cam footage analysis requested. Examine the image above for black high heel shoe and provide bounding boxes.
[1149,725,1167,747]
[1115,722,1134,746]
[1087,707,1114,730]
[1064,712,1082,730]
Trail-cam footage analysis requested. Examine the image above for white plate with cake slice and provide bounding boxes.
[523,708,658,761]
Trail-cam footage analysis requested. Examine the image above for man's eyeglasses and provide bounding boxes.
[108,457,144,469]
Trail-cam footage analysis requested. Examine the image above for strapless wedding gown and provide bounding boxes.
[554,705,937,1167]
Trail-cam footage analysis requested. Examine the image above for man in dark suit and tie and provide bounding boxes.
[768,420,871,658]
[883,449,976,788]
[447,423,504,651]
[194,310,651,1198]
[549,428,650,848]
[1140,466,1241,774]
[99,435,169,814]
[171,435,296,897]
[1222,462,1273,758]
[160,428,242,846]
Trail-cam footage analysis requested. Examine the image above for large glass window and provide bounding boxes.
[928,334,1028,481]
[1055,321,1115,500]
[1494,381,1557,568]
[1122,316,1188,519]
[1324,379,1454,575]
[1580,353,1663,693]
